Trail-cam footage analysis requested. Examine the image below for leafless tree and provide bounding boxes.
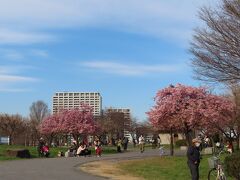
[227,83,240,150]
[135,121,153,141]
[0,114,24,145]
[23,119,41,146]
[29,100,50,144]
[95,111,127,145]
[29,100,49,122]
[190,0,240,83]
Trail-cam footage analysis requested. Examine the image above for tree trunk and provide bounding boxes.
[237,135,240,151]
[170,128,174,156]
[184,124,192,146]
[9,135,12,145]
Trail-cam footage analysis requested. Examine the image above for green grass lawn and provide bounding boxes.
[0,144,69,160]
[118,156,233,180]
[0,144,117,161]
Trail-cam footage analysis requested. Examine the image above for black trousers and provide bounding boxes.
[188,162,199,180]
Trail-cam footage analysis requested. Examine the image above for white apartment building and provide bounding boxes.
[52,92,102,116]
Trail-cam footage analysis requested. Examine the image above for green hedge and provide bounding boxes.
[224,151,240,179]
[175,139,187,147]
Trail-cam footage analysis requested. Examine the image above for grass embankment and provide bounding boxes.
[118,156,233,180]
[0,145,68,160]
[0,144,117,161]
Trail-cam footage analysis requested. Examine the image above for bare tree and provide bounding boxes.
[95,111,126,145]
[190,0,240,83]
[228,84,240,150]
[23,119,41,146]
[0,114,24,145]
[135,121,153,141]
[29,100,49,122]
[29,100,49,144]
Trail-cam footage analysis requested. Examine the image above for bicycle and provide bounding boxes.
[207,150,227,180]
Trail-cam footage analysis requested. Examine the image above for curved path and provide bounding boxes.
[0,149,186,180]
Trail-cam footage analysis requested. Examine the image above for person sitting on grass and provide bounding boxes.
[37,137,45,157]
[77,143,91,157]
[226,141,233,154]
[41,143,50,157]
[70,141,78,156]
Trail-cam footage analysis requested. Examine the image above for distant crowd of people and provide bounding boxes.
[63,139,102,157]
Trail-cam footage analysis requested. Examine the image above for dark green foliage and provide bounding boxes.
[6,149,31,158]
[224,152,240,179]
[175,139,187,147]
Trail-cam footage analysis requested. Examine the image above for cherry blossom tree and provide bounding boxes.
[147,84,235,155]
[40,104,96,145]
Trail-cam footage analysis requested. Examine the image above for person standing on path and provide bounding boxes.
[138,135,145,153]
[117,138,122,153]
[187,138,201,180]
[157,135,161,148]
[123,137,129,151]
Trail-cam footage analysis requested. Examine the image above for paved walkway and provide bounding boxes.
[0,149,186,180]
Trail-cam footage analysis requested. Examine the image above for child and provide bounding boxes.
[95,140,102,157]
[159,146,164,156]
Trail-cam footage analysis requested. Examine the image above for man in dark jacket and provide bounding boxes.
[187,138,201,180]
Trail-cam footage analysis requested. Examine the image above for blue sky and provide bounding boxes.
[0,0,219,120]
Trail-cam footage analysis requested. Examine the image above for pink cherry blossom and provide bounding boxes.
[40,104,97,142]
[147,84,235,144]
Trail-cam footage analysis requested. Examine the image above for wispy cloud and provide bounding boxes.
[0,88,32,92]
[0,65,24,74]
[0,28,55,45]
[0,49,25,61]
[30,49,49,58]
[0,65,38,92]
[0,74,37,82]
[0,0,218,44]
[0,48,49,61]
[80,61,184,76]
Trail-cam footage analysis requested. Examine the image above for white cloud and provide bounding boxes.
[0,28,55,45]
[0,0,218,44]
[0,88,32,92]
[0,74,37,82]
[30,49,48,58]
[0,65,38,92]
[80,61,184,76]
[0,48,49,61]
[0,49,25,60]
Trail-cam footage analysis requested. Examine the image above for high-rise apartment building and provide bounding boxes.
[52,92,102,116]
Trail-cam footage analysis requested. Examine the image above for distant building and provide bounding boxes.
[106,108,131,120]
[52,92,102,116]
[0,136,9,145]
[106,107,132,141]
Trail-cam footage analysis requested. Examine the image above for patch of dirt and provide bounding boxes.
[79,160,144,180]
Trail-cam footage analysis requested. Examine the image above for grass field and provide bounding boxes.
[118,156,234,180]
[0,144,117,161]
